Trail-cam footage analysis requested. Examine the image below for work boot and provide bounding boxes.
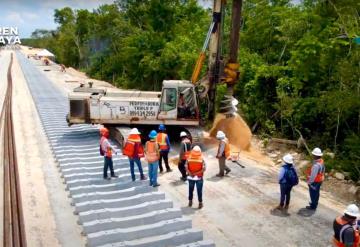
[140,174,147,180]
[188,200,193,207]
[198,202,203,209]
[306,206,316,210]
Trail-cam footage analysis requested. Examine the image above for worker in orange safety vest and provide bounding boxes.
[186,146,206,209]
[215,131,231,177]
[123,128,146,181]
[156,124,172,173]
[333,204,360,247]
[145,130,160,187]
[305,147,325,210]
[99,127,118,180]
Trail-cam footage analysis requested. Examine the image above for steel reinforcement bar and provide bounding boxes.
[2,53,27,247]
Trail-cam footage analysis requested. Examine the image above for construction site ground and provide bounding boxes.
[0,47,354,246]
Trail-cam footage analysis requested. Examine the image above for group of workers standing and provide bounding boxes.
[99,124,231,209]
[99,125,359,246]
[276,147,360,247]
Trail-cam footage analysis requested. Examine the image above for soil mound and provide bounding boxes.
[209,113,252,151]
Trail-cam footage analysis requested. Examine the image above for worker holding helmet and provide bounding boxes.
[186,146,206,209]
[333,204,360,247]
[99,127,118,180]
[178,131,192,181]
[306,147,325,210]
[145,130,160,187]
[156,124,172,173]
[215,130,231,177]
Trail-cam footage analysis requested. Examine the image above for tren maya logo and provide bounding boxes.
[0,27,21,45]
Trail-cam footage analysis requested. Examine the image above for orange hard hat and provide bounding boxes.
[100,127,109,136]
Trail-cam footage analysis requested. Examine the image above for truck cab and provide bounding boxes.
[67,80,199,126]
[158,80,199,121]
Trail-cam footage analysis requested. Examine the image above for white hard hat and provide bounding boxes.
[282,154,294,164]
[129,128,140,135]
[216,130,226,139]
[344,204,360,218]
[192,145,201,152]
[180,131,187,137]
[311,147,323,157]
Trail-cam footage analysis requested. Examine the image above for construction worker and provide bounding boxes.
[178,131,192,181]
[333,204,360,247]
[186,146,206,209]
[123,128,146,181]
[306,147,325,210]
[275,154,299,211]
[156,124,172,173]
[99,127,118,180]
[145,130,160,187]
[215,130,231,177]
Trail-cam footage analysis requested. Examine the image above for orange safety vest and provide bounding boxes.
[306,159,325,183]
[123,134,141,157]
[100,137,112,158]
[218,139,231,158]
[187,151,204,177]
[145,141,159,163]
[181,138,191,161]
[156,133,169,151]
[333,216,360,247]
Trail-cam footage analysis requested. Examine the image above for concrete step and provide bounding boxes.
[78,199,173,223]
[71,186,153,204]
[97,229,203,247]
[82,208,182,234]
[68,180,147,195]
[62,167,130,180]
[74,191,165,213]
[177,240,216,247]
[65,173,133,187]
[87,216,192,247]
[61,166,128,175]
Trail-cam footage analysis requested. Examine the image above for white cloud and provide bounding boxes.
[23,12,39,20]
[6,11,25,24]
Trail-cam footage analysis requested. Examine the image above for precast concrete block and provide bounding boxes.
[83,208,182,234]
[78,199,173,223]
[86,217,191,247]
[97,229,203,247]
[74,191,165,213]
[71,186,153,204]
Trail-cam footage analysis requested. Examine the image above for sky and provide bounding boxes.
[0,0,213,38]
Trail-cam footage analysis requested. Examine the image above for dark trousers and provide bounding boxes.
[309,182,322,209]
[159,151,170,171]
[188,179,203,202]
[178,159,187,179]
[103,156,115,178]
[129,158,144,181]
[280,184,293,207]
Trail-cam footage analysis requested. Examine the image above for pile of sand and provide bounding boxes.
[209,113,252,151]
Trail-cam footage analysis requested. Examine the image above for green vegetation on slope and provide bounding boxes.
[22,0,360,179]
